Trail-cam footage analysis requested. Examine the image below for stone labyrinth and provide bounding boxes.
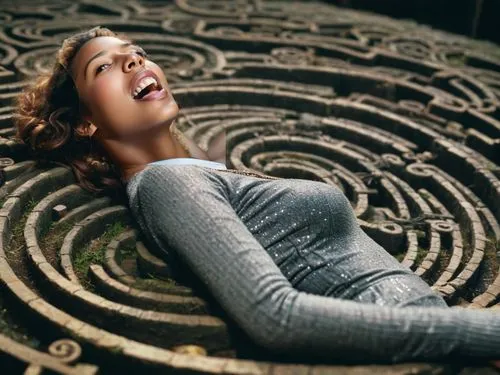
[0,0,499,374]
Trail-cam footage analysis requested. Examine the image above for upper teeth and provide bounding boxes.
[133,76,158,97]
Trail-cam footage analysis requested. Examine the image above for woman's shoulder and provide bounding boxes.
[136,163,209,179]
[128,164,213,191]
[126,164,284,207]
[127,164,231,203]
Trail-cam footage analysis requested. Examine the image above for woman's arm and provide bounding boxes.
[136,165,500,364]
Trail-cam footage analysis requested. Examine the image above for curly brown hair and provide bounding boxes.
[13,26,130,199]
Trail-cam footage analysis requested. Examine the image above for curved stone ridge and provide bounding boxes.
[0,0,499,373]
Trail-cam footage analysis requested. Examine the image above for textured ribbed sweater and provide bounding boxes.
[126,161,500,364]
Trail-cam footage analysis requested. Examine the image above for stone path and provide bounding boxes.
[0,0,499,373]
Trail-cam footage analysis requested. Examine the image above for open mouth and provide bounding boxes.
[132,77,163,100]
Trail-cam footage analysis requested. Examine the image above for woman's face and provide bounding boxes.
[70,36,179,139]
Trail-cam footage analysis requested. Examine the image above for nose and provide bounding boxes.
[123,52,144,72]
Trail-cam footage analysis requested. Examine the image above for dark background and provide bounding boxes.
[325,0,499,46]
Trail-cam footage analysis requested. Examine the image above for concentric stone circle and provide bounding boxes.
[0,0,499,374]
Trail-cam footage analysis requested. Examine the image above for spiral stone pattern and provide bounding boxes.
[0,0,499,374]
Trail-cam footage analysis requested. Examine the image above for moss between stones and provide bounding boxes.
[2,198,41,348]
[491,236,500,252]
[415,246,427,265]
[415,230,426,240]
[458,228,472,271]
[7,198,39,278]
[478,236,500,290]
[418,190,432,200]
[39,221,73,270]
[132,275,178,291]
[447,54,467,67]
[74,222,126,290]
[484,236,498,260]
[394,252,405,262]
[109,345,124,355]
[115,244,136,265]
[9,198,38,242]
[116,243,180,290]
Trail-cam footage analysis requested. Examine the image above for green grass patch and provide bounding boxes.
[2,198,41,348]
[115,244,136,264]
[459,228,472,270]
[39,221,73,266]
[485,236,498,256]
[415,230,426,240]
[394,252,405,262]
[132,273,179,292]
[115,245,180,291]
[415,246,427,265]
[418,190,431,200]
[488,236,500,252]
[8,199,39,258]
[483,235,500,281]
[74,222,126,290]
[25,198,38,212]
[447,54,467,67]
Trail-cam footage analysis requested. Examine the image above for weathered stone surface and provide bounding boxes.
[0,0,499,373]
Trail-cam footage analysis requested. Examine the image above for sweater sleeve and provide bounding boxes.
[135,165,500,363]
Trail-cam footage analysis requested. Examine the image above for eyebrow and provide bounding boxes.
[83,42,133,80]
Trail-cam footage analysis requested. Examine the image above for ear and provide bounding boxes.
[75,121,97,137]
[75,101,97,137]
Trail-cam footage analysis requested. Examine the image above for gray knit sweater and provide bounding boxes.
[126,162,500,363]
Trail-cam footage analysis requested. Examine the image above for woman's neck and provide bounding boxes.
[96,122,201,183]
